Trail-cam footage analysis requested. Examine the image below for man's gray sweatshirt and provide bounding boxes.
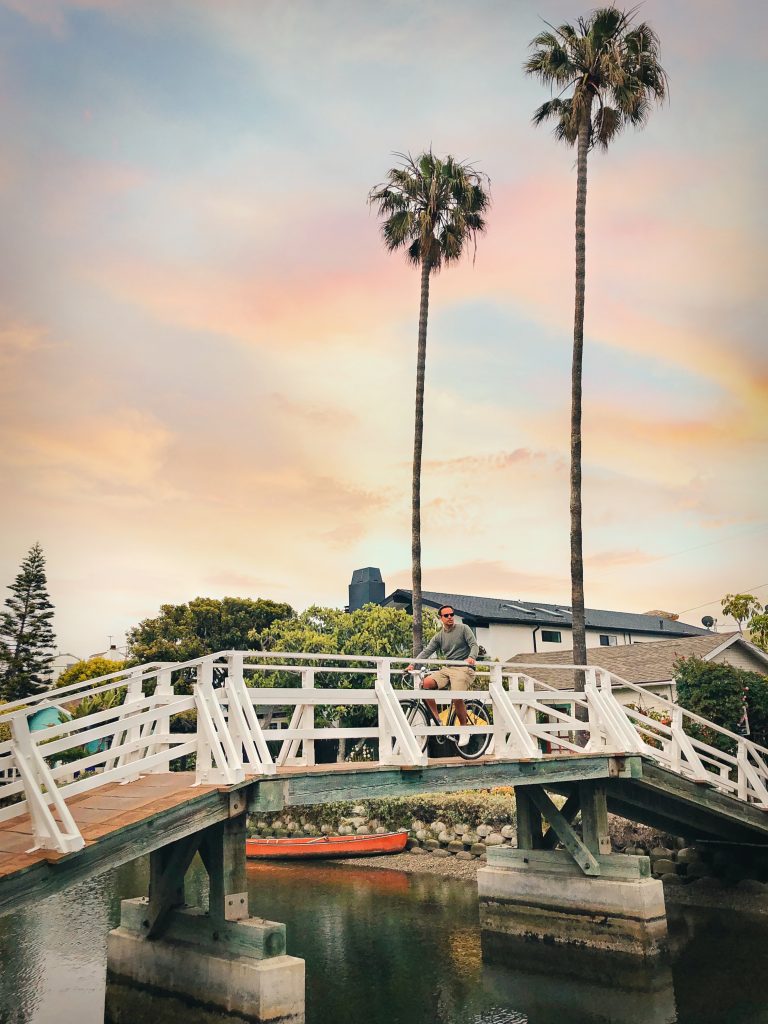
[416,623,479,663]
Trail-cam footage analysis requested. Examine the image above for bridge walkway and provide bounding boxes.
[3,748,768,918]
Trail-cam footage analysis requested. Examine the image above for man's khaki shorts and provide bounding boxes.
[427,666,475,691]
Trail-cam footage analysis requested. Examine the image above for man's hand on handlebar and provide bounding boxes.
[466,658,476,667]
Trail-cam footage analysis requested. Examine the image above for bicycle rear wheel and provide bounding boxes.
[456,700,491,761]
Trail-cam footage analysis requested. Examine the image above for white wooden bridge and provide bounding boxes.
[2,650,768,914]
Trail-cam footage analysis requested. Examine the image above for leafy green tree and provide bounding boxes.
[262,603,428,663]
[261,604,435,741]
[747,613,768,654]
[675,656,768,753]
[126,596,295,663]
[55,656,127,689]
[369,152,489,656]
[525,9,667,675]
[0,543,56,700]
[721,593,763,634]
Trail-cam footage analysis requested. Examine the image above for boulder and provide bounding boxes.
[652,859,676,876]
[410,847,427,856]
[476,825,491,838]
[456,851,474,861]
[676,847,701,865]
[375,826,388,835]
[471,843,487,856]
[416,830,430,842]
[485,833,504,847]
[737,878,768,893]
[432,848,451,858]
[430,821,447,835]
[352,805,366,816]
[650,846,675,861]
[500,825,515,840]
[454,823,469,836]
[447,841,464,854]
[423,839,440,851]
[437,831,454,844]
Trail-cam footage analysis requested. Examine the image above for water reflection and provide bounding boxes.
[482,936,676,1024]
[4,856,768,1024]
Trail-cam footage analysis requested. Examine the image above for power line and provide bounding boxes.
[679,583,768,616]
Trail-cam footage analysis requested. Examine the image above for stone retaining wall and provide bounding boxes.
[249,806,768,887]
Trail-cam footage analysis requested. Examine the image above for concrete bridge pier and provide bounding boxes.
[478,782,668,958]
[105,801,304,1024]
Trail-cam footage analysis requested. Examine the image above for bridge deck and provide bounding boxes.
[2,752,768,917]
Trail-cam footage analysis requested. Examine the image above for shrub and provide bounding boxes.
[675,656,768,753]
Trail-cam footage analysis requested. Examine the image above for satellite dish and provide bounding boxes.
[701,615,714,628]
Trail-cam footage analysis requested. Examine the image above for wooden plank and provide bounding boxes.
[144,832,203,937]
[249,755,637,812]
[514,787,543,850]
[0,831,34,855]
[540,790,579,850]
[0,786,234,917]
[579,782,611,856]
[527,786,601,876]
[200,816,248,923]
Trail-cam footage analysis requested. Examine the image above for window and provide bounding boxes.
[599,634,618,647]
[541,630,561,643]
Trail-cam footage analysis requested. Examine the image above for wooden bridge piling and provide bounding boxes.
[105,804,305,1024]
[478,781,668,957]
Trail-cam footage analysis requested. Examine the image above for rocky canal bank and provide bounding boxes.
[249,795,768,909]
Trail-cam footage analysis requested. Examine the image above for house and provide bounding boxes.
[348,568,711,661]
[48,652,82,684]
[507,632,768,708]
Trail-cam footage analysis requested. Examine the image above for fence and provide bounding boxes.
[1,651,767,854]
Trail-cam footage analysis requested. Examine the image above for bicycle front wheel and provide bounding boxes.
[403,701,430,755]
[456,700,492,761]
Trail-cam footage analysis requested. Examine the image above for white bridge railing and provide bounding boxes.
[1,651,767,855]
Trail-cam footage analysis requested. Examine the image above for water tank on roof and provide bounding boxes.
[348,567,385,612]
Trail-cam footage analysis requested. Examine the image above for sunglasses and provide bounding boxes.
[441,613,455,618]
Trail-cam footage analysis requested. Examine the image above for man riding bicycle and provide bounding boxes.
[406,605,479,748]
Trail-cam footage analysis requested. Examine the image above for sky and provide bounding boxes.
[1,0,766,655]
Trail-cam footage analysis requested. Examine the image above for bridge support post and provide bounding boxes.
[478,783,668,958]
[105,807,304,1023]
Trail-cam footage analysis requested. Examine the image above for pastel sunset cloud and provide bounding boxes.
[0,0,765,650]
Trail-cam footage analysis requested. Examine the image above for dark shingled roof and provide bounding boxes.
[385,589,710,637]
[507,632,768,688]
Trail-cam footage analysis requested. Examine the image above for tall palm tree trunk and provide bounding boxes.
[571,95,593,684]
[411,257,431,656]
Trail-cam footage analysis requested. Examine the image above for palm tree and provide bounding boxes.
[524,7,667,677]
[369,152,490,655]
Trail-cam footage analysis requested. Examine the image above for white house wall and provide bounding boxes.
[473,621,660,662]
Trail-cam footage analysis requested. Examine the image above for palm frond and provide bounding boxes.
[369,150,490,271]
[526,5,667,152]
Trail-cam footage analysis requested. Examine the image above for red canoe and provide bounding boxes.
[246,830,409,860]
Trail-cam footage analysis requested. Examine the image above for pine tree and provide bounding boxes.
[0,543,56,700]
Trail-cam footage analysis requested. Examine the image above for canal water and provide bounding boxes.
[2,855,768,1024]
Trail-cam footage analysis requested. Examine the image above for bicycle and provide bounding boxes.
[400,669,492,761]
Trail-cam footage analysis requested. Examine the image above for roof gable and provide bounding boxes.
[508,632,768,687]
